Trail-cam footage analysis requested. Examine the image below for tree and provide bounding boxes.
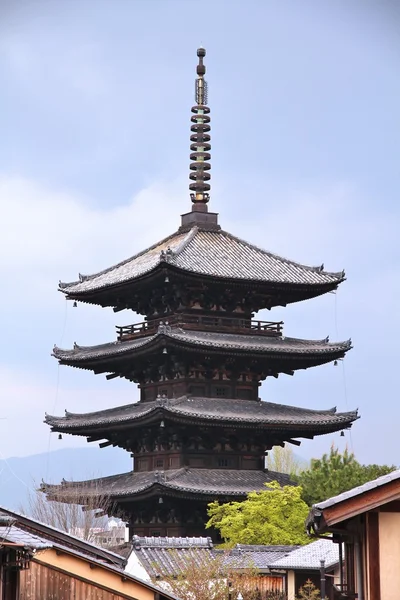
[296,580,323,599]
[265,445,306,477]
[21,484,113,544]
[297,445,397,506]
[149,549,284,600]
[207,481,310,546]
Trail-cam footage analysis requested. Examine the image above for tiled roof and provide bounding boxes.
[126,537,337,579]
[127,537,340,579]
[53,326,351,363]
[313,469,400,511]
[0,524,51,550]
[45,396,358,433]
[42,468,292,500]
[129,535,215,578]
[0,507,126,567]
[229,544,298,570]
[270,539,339,570]
[128,537,297,578]
[59,226,345,295]
[0,508,181,600]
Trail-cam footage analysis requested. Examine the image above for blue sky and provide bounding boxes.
[0,0,399,466]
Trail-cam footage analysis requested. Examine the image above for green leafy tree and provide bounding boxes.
[297,446,396,506]
[207,481,310,546]
[265,445,306,477]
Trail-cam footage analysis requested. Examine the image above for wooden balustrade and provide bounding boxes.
[116,315,283,341]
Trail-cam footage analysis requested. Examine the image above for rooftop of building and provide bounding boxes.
[270,538,339,571]
[0,506,180,600]
[53,326,351,364]
[121,536,338,578]
[45,395,358,436]
[41,467,293,501]
[59,226,345,299]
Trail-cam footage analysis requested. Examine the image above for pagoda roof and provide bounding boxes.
[45,396,358,436]
[59,226,345,298]
[41,467,292,502]
[53,326,351,369]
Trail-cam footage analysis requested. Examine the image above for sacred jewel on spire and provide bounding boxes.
[189,47,211,205]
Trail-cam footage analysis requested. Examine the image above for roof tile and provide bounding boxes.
[60,227,344,294]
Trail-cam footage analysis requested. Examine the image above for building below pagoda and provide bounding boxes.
[43,48,358,538]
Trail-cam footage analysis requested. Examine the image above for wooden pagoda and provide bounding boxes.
[43,48,358,537]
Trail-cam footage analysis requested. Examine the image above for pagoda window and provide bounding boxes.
[217,458,232,467]
[155,458,164,468]
[215,387,228,397]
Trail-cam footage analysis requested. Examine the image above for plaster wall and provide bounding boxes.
[287,570,295,600]
[379,512,400,600]
[125,551,152,582]
[33,548,155,600]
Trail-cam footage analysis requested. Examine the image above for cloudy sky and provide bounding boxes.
[0,0,399,467]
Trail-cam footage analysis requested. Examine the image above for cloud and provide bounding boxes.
[0,365,133,458]
[0,174,188,283]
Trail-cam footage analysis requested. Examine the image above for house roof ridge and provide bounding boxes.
[132,534,213,549]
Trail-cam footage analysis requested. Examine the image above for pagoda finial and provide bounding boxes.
[189,47,211,206]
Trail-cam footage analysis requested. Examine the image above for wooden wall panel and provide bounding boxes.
[20,561,132,600]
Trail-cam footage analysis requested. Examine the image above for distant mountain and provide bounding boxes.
[0,446,309,512]
[0,447,131,511]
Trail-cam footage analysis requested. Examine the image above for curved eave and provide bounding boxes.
[60,262,345,309]
[52,331,352,374]
[45,399,359,438]
[41,468,294,504]
[58,226,346,308]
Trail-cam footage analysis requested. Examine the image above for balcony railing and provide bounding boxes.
[116,314,283,341]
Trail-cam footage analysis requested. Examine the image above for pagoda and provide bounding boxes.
[43,48,358,537]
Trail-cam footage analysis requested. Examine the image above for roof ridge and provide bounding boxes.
[168,327,352,348]
[132,534,213,549]
[171,226,198,258]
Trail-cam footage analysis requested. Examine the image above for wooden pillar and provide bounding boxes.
[367,512,380,600]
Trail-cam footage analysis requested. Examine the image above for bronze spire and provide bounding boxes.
[189,47,211,204]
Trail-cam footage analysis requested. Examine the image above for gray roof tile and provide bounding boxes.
[60,227,344,295]
[0,525,51,550]
[42,468,293,500]
[270,539,339,570]
[129,537,297,578]
[53,327,351,362]
[45,396,358,431]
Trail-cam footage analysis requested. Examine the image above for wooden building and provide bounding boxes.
[43,48,358,537]
[0,507,178,600]
[269,539,339,599]
[306,469,400,600]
